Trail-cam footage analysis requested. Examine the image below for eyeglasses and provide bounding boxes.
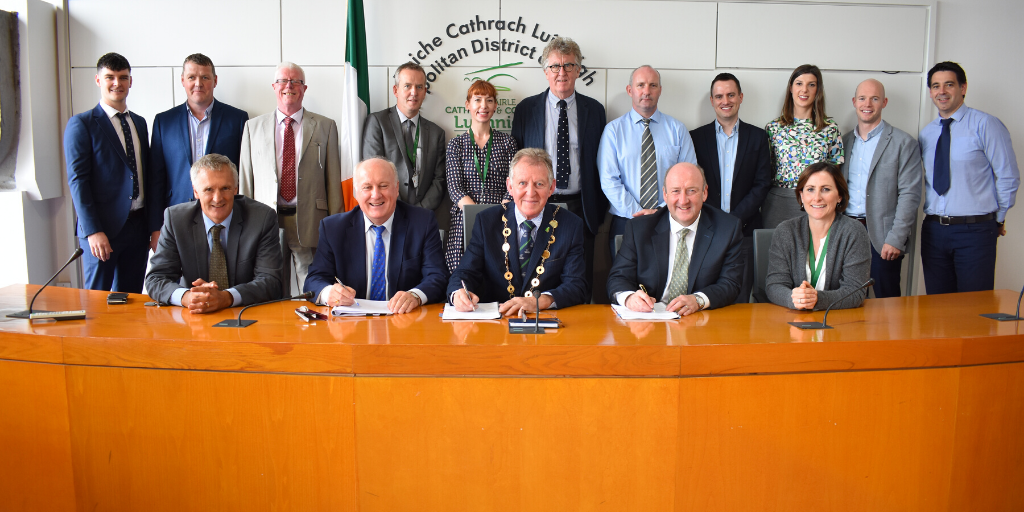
[545,63,579,74]
[274,78,305,86]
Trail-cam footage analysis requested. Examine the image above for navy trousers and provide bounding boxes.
[78,213,150,293]
[921,219,998,294]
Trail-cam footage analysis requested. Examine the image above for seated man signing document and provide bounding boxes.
[607,162,744,315]
[303,157,448,313]
[146,154,283,313]
[448,148,588,316]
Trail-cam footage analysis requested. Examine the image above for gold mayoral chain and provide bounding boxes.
[502,205,561,299]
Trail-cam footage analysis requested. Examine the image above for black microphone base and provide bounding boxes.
[788,321,834,330]
[980,313,1023,322]
[509,325,546,334]
[213,319,258,328]
[7,309,40,319]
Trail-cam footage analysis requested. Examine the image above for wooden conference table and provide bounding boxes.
[1,284,1022,511]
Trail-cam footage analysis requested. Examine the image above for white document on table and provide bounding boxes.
[331,300,392,316]
[611,302,680,320]
[442,302,501,320]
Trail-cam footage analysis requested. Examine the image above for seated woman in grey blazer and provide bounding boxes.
[765,162,870,310]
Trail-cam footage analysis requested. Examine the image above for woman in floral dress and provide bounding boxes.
[763,64,844,229]
[444,80,518,272]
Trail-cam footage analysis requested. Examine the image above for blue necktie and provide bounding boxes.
[369,225,386,301]
[116,112,140,200]
[933,118,954,195]
[556,100,569,189]
[519,220,535,280]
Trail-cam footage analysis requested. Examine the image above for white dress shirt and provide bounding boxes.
[615,212,710,308]
[99,101,145,211]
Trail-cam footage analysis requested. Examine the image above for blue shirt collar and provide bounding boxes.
[202,208,233,234]
[714,118,740,136]
[628,108,662,125]
[855,119,886,141]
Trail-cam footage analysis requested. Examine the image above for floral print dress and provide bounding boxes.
[765,117,844,188]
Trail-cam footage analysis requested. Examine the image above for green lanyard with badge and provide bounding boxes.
[808,227,831,288]
[406,120,420,167]
[468,126,492,183]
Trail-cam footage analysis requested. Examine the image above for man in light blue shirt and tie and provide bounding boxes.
[599,65,697,260]
[919,62,1020,294]
[841,79,922,298]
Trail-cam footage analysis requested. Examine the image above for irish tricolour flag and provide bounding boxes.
[340,0,368,211]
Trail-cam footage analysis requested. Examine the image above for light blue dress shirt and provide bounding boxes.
[598,109,697,218]
[544,91,581,194]
[919,106,1020,222]
[845,121,886,217]
[170,209,243,307]
[714,120,740,213]
[187,99,214,165]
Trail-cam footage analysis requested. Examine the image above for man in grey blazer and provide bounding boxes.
[239,62,343,296]
[146,154,282,313]
[841,79,922,298]
[361,62,447,224]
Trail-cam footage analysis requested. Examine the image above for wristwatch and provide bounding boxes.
[694,294,706,311]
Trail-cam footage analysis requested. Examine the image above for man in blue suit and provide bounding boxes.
[304,157,448,313]
[65,53,162,292]
[150,53,249,211]
[449,148,588,316]
[511,37,607,302]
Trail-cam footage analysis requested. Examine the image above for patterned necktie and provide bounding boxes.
[664,228,690,300]
[281,117,297,202]
[555,99,570,189]
[519,220,536,280]
[933,117,954,195]
[115,112,140,200]
[369,225,387,301]
[639,117,658,209]
[209,224,229,290]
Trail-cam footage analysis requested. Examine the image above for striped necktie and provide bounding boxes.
[639,117,658,209]
[519,220,536,281]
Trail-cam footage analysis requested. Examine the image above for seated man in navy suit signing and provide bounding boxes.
[607,162,744,315]
[449,148,588,316]
[303,157,448,313]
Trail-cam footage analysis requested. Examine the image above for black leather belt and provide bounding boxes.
[549,193,581,203]
[847,215,867,226]
[127,208,145,219]
[277,206,297,216]
[925,213,995,225]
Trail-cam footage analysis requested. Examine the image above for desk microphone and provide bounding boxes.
[509,292,547,334]
[789,278,874,330]
[8,248,86,320]
[980,282,1024,321]
[213,291,314,328]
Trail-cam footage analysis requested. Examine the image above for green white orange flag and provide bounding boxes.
[340,0,368,211]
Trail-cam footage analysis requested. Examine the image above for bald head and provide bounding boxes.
[855,79,885,99]
[852,79,888,130]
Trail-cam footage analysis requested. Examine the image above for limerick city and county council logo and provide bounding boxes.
[464,62,523,91]
[448,62,524,133]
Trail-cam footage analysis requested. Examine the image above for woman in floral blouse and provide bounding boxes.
[444,80,518,272]
[763,64,844,229]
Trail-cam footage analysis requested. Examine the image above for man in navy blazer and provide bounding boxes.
[150,53,249,211]
[65,53,162,292]
[511,37,606,302]
[607,163,744,315]
[304,157,448,313]
[449,148,588,316]
[689,74,772,303]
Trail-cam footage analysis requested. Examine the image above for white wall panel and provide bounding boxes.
[70,67,175,132]
[173,67,276,120]
[282,0,347,65]
[504,1,718,69]
[717,2,928,72]
[68,0,281,67]
[368,66,391,113]
[365,0,501,67]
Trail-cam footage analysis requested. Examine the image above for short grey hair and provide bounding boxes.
[356,156,399,184]
[275,61,305,82]
[190,153,238,187]
[541,37,583,68]
[628,65,661,86]
[510,148,554,183]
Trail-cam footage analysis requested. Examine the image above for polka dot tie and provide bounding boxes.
[639,117,658,210]
[519,220,535,280]
[556,100,569,189]
[369,225,387,301]
[115,113,139,200]
[281,117,296,202]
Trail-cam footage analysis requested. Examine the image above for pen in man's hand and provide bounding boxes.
[461,279,476,311]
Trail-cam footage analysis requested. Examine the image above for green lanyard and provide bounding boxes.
[406,120,420,167]
[468,126,492,183]
[808,227,831,288]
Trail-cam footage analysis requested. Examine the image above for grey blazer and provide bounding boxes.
[145,196,283,306]
[361,106,446,211]
[765,214,871,310]
[840,121,923,253]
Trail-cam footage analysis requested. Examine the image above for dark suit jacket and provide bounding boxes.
[448,203,588,308]
[150,100,249,210]
[303,202,449,303]
[144,196,283,305]
[511,89,608,234]
[65,103,160,238]
[362,106,447,211]
[690,120,772,236]
[607,205,744,308]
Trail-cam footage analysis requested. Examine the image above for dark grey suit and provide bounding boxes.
[145,195,283,306]
[362,106,446,212]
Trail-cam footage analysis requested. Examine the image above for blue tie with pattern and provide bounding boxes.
[369,225,387,301]
[933,117,954,195]
[115,112,140,200]
[519,220,535,280]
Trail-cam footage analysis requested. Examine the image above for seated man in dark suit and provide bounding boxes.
[607,162,744,315]
[304,157,448,313]
[449,148,588,316]
[145,154,282,313]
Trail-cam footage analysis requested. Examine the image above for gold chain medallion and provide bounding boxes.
[502,205,561,299]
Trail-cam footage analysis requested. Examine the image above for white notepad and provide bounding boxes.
[331,300,392,316]
[442,302,501,320]
[611,302,680,320]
